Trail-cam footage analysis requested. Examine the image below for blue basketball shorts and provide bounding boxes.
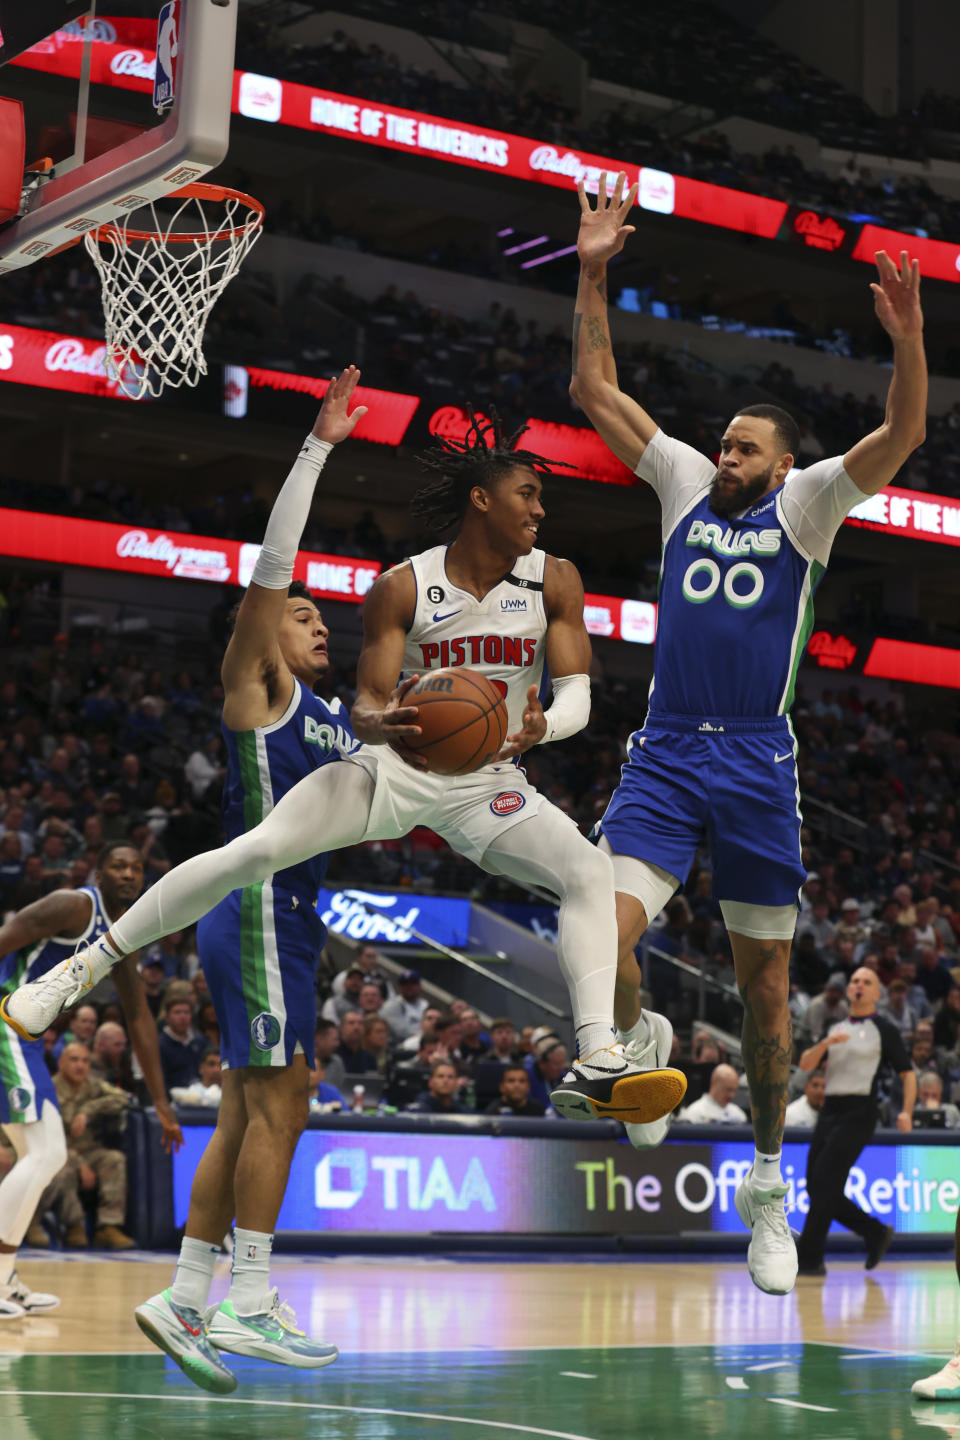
[0,1024,58,1125]
[197,883,325,1071]
[598,713,806,908]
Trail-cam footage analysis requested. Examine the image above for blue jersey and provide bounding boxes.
[639,432,863,720]
[0,885,111,995]
[220,680,361,903]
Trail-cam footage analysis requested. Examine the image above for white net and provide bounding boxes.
[83,186,264,401]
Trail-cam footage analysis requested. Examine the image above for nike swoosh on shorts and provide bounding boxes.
[774,752,793,763]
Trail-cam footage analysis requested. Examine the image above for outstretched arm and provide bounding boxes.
[569,171,659,470]
[221,366,368,727]
[0,890,92,955]
[843,250,926,496]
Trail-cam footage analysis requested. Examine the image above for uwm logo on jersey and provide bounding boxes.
[418,635,538,669]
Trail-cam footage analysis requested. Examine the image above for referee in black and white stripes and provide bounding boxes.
[795,967,916,1276]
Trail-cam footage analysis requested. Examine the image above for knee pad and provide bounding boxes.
[598,837,679,924]
[719,900,798,941]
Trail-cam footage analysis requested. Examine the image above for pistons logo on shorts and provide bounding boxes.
[251,1012,282,1051]
[490,792,525,817]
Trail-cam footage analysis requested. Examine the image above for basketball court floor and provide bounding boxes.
[1,1250,958,1438]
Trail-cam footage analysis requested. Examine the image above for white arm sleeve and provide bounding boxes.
[539,672,590,744]
[635,429,716,542]
[250,433,334,590]
[779,455,864,568]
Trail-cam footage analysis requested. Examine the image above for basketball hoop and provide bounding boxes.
[83,182,264,401]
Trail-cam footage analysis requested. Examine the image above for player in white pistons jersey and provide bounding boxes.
[3,414,686,1130]
[570,171,927,1296]
[404,541,547,741]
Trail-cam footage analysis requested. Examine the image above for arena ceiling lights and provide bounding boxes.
[11,28,960,285]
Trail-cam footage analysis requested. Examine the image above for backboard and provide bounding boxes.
[0,0,238,272]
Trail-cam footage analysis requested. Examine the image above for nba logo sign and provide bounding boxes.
[154,1,180,114]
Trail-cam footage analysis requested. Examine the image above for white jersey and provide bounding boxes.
[401,544,548,743]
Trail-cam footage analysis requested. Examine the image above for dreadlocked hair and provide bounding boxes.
[411,408,571,534]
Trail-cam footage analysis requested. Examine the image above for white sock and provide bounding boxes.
[753,1149,783,1188]
[576,1021,616,1060]
[169,1235,219,1312]
[228,1227,273,1315]
[0,1251,15,1286]
[73,934,122,986]
[619,1014,650,1048]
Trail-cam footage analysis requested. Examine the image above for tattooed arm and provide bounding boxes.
[569,171,659,470]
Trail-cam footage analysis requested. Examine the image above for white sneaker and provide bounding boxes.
[0,945,102,1041]
[622,1012,677,1150]
[549,1042,687,1123]
[208,1288,339,1369]
[0,1293,25,1321]
[734,1163,798,1295]
[1,1271,59,1314]
[913,1342,960,1400]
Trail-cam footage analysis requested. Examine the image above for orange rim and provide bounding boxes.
[90,182,264,245]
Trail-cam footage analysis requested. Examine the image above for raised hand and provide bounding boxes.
[496,684,547,760]
[871,250,923,342]
[576,170,638,268]
[311,364,369,444]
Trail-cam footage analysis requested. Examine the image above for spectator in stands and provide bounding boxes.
[314,1019,345,1097]
[804,973,850,1043]
[878,977,919,1038]
[917,946,954,1005]
[169,1049,223,1107]
[518,1026,536,1056]
[835,898,869,951]
[321,967,365,1024]
[405,1059,466,1115]
[334,1010,377,1075]
[797,898,835,953]
[381,969,429,1040]
[196,1000,220,1052]
[432,1015,464,1062]
[678,1065,748,1124]
[914,1072,960,1129]
[357,981,385,1019]
[785,1070,826,1128]
[65,1003,99,1048]
[484,1065,545,1118]
[157,981,207,1091]
[456,1009,490,1068]
[330,944,392,1001]
[43,1041,134,1249]
[911,1022,941,1083]
[183,733,225,801]
[898,958,933,1021]
[524,1036,569,1111]
[934,986,960,1054]
[397,1005,443,1056]
[483,1017,520,1066]
[363,1015,393,1077]
[138,957,167,1018]
[90,1021,132,1092]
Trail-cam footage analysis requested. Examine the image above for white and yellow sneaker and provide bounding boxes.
[622,1012,679,1150]
[0,947,101,1041]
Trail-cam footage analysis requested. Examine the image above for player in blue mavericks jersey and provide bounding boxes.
[569,171,927,1296]
[129,370,366,1392]
[0,842,181,1317]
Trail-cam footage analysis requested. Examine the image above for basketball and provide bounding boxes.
[405,668,508,775]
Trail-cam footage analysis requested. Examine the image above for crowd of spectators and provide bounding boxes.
[238,11,960,233]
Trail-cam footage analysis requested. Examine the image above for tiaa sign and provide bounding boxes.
[316,887,472,947]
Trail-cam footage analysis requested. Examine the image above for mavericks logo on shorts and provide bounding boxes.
[250,1012,282,1051]
[8,1086,31,1114]
[490,792,525,817]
